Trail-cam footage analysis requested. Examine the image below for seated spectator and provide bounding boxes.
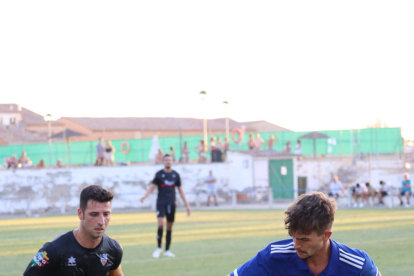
[328,175,346,200]
[267,135,277,150]
[55,159,64,168]
[18,152,32,168]
[352,183,366,208]
[154,149,164,164]
[295,140,302,160]
[364,182,377,206]
[247,134,255,150]
[6,155,18,169]
[283,141,291,153]
[254,133,264,150]
[170,146,176,163]
[397,172,412,207]
[36,159,45,169]
[377,180,390,206]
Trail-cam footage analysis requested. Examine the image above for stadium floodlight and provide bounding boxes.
[405,163,411,170]
[199,91,207,100]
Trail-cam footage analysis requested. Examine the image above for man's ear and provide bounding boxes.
[78,208,83,220]
[324,230,332,241]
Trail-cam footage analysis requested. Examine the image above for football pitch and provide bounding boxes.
[2,209,414,276]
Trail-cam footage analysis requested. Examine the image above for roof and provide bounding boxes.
[0,126,46,145]
[0,104,21,113]
[59,117,289,132]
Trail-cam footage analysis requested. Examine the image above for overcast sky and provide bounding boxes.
[1,1,413,138]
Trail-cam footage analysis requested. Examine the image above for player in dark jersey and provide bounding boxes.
[23,185,124,276]
[141,154,191,258]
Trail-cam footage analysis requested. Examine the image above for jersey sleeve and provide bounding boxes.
[175,173,181,187]
[111,242,124,270]
[360,251,380,276]
[23,242,59,276]
[152,174,160,186]
[229,247,273,276]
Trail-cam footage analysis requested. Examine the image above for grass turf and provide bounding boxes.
[1,209,414,275]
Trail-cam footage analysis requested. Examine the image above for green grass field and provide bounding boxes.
[2,209,414,275]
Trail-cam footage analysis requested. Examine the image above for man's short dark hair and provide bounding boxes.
[284,192,337,236]
[163,154,171,159]
[80,185,114,212]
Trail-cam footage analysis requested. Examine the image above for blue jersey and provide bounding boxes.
[229,239,379,276]
[401,179,411,192]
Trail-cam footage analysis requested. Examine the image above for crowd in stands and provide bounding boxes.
[3,151,63,170]
[328,173,413,208]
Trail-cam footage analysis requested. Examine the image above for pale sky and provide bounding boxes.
[1,1,413,138]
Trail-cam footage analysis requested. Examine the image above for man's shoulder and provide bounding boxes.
[263,239,297,260]
[103,234,123,253]
[333,240,373,272]
[49,231,72,247]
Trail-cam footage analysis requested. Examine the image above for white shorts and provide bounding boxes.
[104,153,112,160]
[207,184,217,196]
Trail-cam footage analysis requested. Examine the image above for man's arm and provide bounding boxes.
[140,184,157,203]
[108,265,123,276]
[177,186,191,216]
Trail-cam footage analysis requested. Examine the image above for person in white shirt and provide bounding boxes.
[377,180,390,206]
[352,183,367,208]
[328,175,345,200]
[205,170,218,206]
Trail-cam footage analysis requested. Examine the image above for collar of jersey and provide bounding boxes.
[294,239,339,275]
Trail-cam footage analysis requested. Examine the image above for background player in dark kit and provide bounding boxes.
[23,185,124,276]
[141,154,191,258]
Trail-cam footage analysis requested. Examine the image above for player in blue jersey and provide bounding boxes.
[228,192,381,276]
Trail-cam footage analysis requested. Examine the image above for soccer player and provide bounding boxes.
[23,185,124,276]
[228,192,381,276]
[140,154,191,258]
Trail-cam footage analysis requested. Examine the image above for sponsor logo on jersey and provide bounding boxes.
[100,254,108,266]
[161,180,175,187]
[30,251,50,268]
[68,256,76,266]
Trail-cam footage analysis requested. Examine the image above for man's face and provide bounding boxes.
[163,156,173,169]
[291,231,330,260]
[333,176,338,182]
[78,200,111,240]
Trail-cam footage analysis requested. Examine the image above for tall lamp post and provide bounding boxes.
[223,101,229,141]
[199,91,208,145]
[44,114,52,166]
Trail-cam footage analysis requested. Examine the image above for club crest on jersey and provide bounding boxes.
[162,174,165,178]
[100,254,108,266]
[172,174,176,178]
[30,251,50,268]
[68,256,76,266]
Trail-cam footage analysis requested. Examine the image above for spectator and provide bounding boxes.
[328,175,346,201]
[254,133,264,150]
[267,135,277,150]
[397,172,412,207]
[55,159,64,168]
[216,137,223,151]
[295,140,302,160]
[352,183,366,208]
[283,141,291,153]
[95,137,104,166]
[103,140,115,166]
[211,137,223,163]
[35,159,45,169]
[181,141,189,163]
[195,140,207,163]
[377,180,390,206]
[364,182,377,206]
[155,149,164,164]
[205,170,218,206]
[223,137,230,162]
[247,134,255,150]
[170,146,176,162]
[18,152,32,168]
[6,155,18,169]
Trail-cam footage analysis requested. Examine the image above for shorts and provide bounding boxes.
[400,190,412,196]
[207,184,217,196]
[156,203,176,222]
[380,191,388,197]
[328,192,339,197]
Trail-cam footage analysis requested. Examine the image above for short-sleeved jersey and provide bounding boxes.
[23,231,123,276]
[152,169,181,205]
[229,239,379,276]
[401,180,412,192]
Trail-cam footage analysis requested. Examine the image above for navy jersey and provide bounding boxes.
[23,231,123,276]
[230,239,379,276]
[152,169,181,205]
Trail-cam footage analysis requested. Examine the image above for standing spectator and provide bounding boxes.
[352,183,366,208]
[18,152,32,168]
[181,141,189,163]
[377,180,390,206]
[397,172,412,207]
[205,170,218,206]
[328,175,346,201]
[170,146,176,163]
[283,141,291,153]
[195,140,207,163]
[210,137,217,162]
[267,135,277,150]
[254,133,264,150]
[223,137,230,162]
[103,140,115,166]
[295,140,302,160]
[35,159,45,169]
[216,137,223,151]
[364,182,377,206]
[95,137,104,166]
[6,155,17,169]
[247,134,255,150]
[155,149,164,164]
[55,159,64,168]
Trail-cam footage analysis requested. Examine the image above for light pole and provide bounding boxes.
[223,101,229,141]
[199,91,208,145]
[44,114,52,166]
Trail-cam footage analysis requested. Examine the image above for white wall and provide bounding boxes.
[0,112,21,125]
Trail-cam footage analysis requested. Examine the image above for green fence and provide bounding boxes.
[0,128,403,166]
